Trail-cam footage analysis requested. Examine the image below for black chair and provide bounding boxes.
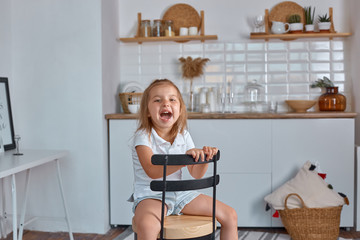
[133,151,220,240]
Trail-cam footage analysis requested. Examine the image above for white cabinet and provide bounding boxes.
[108,118,354,227]
[109,120,136,225]
[271,119,354,227]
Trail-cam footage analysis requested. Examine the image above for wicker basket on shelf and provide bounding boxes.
[279,193,342,240]
[119,92,143,114]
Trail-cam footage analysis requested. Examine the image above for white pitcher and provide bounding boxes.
[271,21,290,34]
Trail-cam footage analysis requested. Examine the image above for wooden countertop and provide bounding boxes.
[105,112,357,120]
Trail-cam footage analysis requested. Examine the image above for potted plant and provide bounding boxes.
[288,14,303,33]
[318,13,331,32]
[310,76,346,111]
[304,6,315,32]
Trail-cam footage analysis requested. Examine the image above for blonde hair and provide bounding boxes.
[137,79,188,140]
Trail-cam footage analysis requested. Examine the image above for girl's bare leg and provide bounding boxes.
[133,199,167,240]
[181,194,238,240]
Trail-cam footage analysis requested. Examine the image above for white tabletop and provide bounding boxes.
[0,149,68,178]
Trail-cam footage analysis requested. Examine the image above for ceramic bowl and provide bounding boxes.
[128,104,140,114]
[285,100,317,113]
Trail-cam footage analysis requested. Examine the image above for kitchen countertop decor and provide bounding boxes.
[105,112,357,120]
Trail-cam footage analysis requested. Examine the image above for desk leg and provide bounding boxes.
[18,169,30,240]
[11,174,17,240]
[55,159,74,240]
[0,178,7,239]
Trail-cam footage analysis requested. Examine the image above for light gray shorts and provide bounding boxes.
[133,191,200,216]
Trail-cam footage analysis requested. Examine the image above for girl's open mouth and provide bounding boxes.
[160,111,173,121]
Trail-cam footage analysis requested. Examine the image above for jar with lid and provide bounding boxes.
[164,20,175,37]
[140,20,151,37]
[244,80,263,112]
[152,19,163,37]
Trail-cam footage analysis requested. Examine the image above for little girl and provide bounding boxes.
[131,79,238,240]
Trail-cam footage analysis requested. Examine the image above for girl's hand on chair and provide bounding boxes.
[186,148,205,162]
[202,146,218,161]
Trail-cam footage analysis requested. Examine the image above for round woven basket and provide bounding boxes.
[119,92,142,114]
[269,1,305,28]
[279,193,342,240]
[162,3,201,36]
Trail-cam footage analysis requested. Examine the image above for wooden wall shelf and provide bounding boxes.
[250,32,352,40]
[250,6,352,41]
[119,35,218,43]
[119,11,218,44]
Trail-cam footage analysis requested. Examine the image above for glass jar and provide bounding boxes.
[140,20,151,37]
[318,86,346,111]
[164,20,175,37]
[199,87,208,106]
[245,80,264,112]
[152,19,163,37]
[245,80,263,103]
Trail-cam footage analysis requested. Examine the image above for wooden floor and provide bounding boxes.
[3,226,360,239]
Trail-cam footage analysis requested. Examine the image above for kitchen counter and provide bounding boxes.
[105,112,357,120]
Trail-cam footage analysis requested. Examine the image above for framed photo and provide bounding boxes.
[0,77,15,150]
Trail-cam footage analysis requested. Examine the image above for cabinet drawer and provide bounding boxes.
[188,119,271,173]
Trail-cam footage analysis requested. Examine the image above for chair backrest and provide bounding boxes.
[150,151,220,240]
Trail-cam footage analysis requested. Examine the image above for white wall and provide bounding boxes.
[0,0,12,79]
[9,0,108,234]
[349,0,360,145]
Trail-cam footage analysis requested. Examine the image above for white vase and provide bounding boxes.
[318,22,331,32]
[289,23,303,33]
[305,24,315,32]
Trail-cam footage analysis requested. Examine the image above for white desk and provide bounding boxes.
[0,149,73,240]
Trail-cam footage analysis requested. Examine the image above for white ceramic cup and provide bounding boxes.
[189,26,198,36]
[179,27,189,36]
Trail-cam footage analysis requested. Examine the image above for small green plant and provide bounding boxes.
[310,76,334,88]
[288,14,301,24]
[318,13,331,22]
[304,6,315,24]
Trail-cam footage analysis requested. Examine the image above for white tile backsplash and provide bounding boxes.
[310,41,330,50]
[268,42,287,51]
[268,63,287,72]
[119,39,352,112]
[310,52,330,61]
[247,43,265,51]
[289,52,309,61]
[267,52,287,62]
[226,53,246,62]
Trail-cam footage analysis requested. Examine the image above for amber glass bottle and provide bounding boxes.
[318,87,346,111]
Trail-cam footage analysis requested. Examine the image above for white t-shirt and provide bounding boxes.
[131,128,195,200]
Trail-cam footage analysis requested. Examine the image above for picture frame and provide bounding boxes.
[0,77,15,150]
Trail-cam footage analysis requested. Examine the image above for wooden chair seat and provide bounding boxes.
[133,215,216,239]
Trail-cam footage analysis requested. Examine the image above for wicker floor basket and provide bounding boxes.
[119,92,142,114]
[279,193,342,240]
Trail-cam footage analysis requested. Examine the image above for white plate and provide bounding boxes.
[122,82,144,93]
